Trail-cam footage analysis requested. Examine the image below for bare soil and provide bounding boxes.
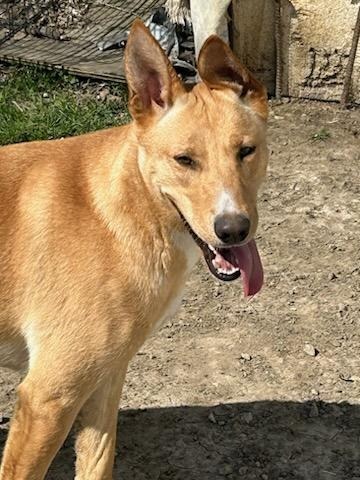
[0,101,359,479]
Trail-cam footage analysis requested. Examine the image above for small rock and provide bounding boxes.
[304,343,318,357]
[242,412,253,424]
[338,303,349,315]
[97,88,110,101]
[219,464,233,475]
[208,412,217,424]
[241,353,252,361]
[309,402,319,418]
[339,373,354,382]
[218,420,226,426]
[327,153,339,162]
[328,272,337,280]
[42,92,49,98]
[311,389,320,396]
[261,474,269,480]
[238,466,248,475]
[332,405,344,417]
[214,285,221,297]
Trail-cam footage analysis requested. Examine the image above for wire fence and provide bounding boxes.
[0,1,159,45]
[0,0,162,80]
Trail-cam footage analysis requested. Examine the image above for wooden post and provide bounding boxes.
[341,5,360,106]
[274,0,282,100]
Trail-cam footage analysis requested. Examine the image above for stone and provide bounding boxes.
[241,353,252,361]
[309,402,319,418]
[242,412,253,424]
[219,463,234,475]
[208,412,217,424]
[304,343,318,356]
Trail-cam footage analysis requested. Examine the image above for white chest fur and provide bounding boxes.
[152,232,200,332]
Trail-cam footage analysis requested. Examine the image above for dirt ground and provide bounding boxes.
[0,101,359,479]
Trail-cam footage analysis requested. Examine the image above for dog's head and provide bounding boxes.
[125,20,269,296]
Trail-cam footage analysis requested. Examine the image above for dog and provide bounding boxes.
[0,20,268,479]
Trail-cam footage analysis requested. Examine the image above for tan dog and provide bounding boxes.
[0,20,268,480]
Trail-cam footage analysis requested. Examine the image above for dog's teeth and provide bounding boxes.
[208,244,216,253]
[212,255,239,276]
[212,258,221,269]
[227,267,239,275]
[213,263,239,276]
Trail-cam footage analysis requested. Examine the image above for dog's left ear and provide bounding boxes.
[198,36,268,120]
[125,19,185,122]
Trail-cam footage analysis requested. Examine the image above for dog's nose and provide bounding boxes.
[214,214,250,244]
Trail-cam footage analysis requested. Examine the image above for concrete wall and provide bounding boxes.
[231,0,360,103]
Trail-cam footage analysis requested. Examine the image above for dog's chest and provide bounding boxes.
[152,232,199,332]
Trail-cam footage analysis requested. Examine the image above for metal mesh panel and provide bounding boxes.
[0,1,53,44]
[0,0,163,81]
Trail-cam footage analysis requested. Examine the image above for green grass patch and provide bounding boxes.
[311,127,331,142]
[0,65,130,145]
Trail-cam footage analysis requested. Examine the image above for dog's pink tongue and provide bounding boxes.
[233,240,263,296]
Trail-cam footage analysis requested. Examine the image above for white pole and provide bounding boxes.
[190,0,232,58]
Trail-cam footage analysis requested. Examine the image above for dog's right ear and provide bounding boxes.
[198,36,268,120]
[125,19,185,122]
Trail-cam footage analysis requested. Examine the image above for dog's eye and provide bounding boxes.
[174,155,196,168]
[237,145,256,161]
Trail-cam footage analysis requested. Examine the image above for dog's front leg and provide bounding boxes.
[74,366,127,480]
[0,375,84,480]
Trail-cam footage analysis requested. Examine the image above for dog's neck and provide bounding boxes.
[86,125,186,256]
[82,125,199,319]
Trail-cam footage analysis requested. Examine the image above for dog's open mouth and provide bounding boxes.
[179,213,264,297]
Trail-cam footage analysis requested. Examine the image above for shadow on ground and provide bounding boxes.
[17,400,357,479]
